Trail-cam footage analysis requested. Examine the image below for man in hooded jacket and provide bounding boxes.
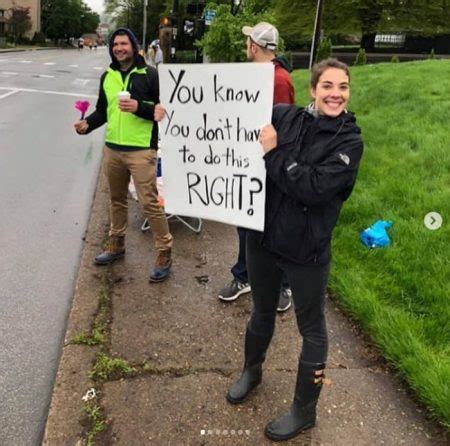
[74,28,173,282]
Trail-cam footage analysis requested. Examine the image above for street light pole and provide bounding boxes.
[142,0,148,53]
[170,0,179,61]
[309,0,324,70]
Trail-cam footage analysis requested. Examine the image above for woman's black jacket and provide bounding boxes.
[260,104,364,265]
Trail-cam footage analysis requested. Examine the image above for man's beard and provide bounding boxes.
[117,53,134,67]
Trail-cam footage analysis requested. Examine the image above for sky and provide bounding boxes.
[86,0,104,15]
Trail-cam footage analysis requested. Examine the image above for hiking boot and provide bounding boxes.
[94,236,125,265]
[218,278,251,302]
[277,287,292,312]
[149,248,172,283]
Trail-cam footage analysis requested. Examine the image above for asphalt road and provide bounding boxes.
[0,48,109,445]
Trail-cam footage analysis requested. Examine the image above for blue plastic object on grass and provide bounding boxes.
[360,220,393,248]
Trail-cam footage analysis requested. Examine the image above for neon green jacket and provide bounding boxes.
[86,55,159,150]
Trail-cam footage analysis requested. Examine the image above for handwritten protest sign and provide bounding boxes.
[159,63,274,231]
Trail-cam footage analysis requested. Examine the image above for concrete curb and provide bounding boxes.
[0,47,68,53]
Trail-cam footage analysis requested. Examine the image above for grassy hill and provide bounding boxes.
[292,60,449,426]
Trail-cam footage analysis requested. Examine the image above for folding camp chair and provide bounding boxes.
[129,156,202,234]
[141,214,202,234]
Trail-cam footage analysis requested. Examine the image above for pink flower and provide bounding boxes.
[75,100,90,119]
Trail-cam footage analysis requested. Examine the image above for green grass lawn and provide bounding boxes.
[292,60,449,426]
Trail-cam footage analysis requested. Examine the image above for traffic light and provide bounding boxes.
[160,16,171,27]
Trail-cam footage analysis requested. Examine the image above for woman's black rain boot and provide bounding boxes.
[264,360,326,441]
[226,327,271,404]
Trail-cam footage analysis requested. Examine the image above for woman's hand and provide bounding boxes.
[259,124,277,153]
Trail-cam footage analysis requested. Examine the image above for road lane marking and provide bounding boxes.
[0,86,96,98]
[68,64,79,68]
[19,60,32,64]
[93,67,103,70]
[37,74,55,78]
[44,62,56,65]
[0,71,18,76]
[73,78,90,86]
[0,89,19,100]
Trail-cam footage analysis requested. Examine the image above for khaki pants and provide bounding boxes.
[103,146,173,252]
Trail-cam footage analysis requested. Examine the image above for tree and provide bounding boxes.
[273,0,361,48]
[273,0,316,48]
[354,47,367,65]
[42,0,99,43]
[356,0,385,50]
[197,1,278,62]
[381,0,450,36]
[104,0,168,45]
[8,6,32,43]
[315,37,331,62]
[273,0,450,50]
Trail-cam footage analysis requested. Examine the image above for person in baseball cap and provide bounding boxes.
[242,21,279,50]
[223,20,297,435]
[218,20,295,309]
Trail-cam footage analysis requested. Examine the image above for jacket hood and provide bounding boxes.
[109,28,146,69]
[273,56,293,73]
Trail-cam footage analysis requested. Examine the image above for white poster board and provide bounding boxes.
[159,63,274,231]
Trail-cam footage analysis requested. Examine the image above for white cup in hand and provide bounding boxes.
[118,91,131,101]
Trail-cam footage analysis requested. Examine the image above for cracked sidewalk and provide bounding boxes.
[43,172,447,445]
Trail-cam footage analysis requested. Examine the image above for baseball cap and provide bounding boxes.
[242,22,279,50]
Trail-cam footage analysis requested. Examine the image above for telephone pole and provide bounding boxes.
[142,0,148,52]
[309,0,324,69]
[170,0,179,60]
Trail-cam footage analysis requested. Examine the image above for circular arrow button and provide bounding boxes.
[424,212,443,230]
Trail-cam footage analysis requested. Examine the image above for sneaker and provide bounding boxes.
[277,287,292,312]
[218,278,251,302]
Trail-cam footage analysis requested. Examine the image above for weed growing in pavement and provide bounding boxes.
[100,234,109,250]
[84,402,106,445]
[142,362,155,372]
[72,327,106,346]
[140,362,231,377]
[89,353,136,381]
[79,273,114,444]
[70,276,111,347]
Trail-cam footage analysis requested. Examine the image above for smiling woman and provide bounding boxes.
[227,57,364,442]
[310,65,350,117]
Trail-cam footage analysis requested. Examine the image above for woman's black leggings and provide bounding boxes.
[246,231,330,364]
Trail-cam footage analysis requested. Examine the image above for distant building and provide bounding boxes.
[0,0,41,38]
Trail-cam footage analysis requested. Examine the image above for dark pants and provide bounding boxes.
[246,231,329,363]
[231,227,290,289]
